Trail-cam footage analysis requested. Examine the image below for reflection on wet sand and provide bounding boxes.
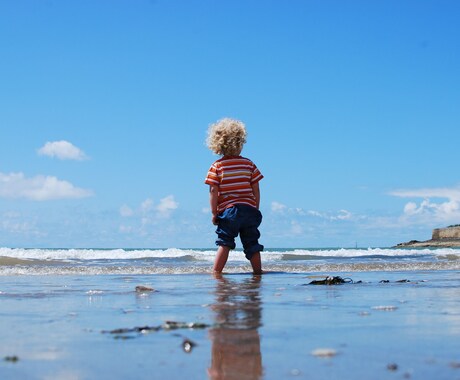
[208,274,263,380]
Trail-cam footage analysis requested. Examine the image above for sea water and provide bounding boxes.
[1,247,459,275]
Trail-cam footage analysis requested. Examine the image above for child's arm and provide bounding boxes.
[252,182,260,209]
[209,185,219,225]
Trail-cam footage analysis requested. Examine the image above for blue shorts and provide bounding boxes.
[215,204,264,260]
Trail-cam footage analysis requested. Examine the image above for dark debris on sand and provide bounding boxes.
[4,356,19,363]
[306,276,356,285]
[305,276,418,286]
[102,321,207,353]
[102,321,210,336]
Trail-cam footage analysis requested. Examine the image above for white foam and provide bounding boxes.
[0,246,459,262]
[0,247,216,261]
[1,259,460,276]
[279,247,460,258]
[86,290,104,295]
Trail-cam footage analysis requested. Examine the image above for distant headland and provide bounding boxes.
[396,225,460,248]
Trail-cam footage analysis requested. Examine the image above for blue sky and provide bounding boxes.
[1,0,459,248]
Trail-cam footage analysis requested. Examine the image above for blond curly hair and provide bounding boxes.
[206,118,247,156]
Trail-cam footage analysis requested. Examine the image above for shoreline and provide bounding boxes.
[1,270,459,379]
[2,260,460,276]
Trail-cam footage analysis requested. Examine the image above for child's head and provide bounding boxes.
[206,118,247,156]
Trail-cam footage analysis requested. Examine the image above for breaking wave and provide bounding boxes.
[1,247,459,261]
[1,247,459,275]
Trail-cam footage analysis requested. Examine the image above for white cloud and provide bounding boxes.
[156,195,179,217]
[308,209,353,221]
[0,172,93,201]
[38,140,88,161]
[0,214,46,238]
[401,198,460,222]
[307,210,324,218]
[141,198,154,214]
[119,195,180,235]
[403,202,418,215]
[334,209,353,221]
[390,185,460,224]
[1,219,34,234]
[390,186,460,201]
[271,202,308,216]
[120,205,134,217]
[271,201,287,213]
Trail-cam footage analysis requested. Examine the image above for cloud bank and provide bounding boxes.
[37,140,88,161]
[390,186,460,201]
[271,201,353,221]
[390,185,460,224]
[120,195,179,220]
[118,195,180,240]
[0,172,93,201]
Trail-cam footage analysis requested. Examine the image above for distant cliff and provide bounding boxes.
[396,225,460,247]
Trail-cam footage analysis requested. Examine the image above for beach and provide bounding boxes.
[1,249,460,379]
[2,1,460,378]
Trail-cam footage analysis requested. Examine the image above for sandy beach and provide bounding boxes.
[1,270,459,380]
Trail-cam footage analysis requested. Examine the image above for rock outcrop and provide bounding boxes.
[396,225,460,247]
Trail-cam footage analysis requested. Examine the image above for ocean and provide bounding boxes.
[1,247,459,275]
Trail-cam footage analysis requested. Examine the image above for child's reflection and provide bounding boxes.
[208,274,263,380]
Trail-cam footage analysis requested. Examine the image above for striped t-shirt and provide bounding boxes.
[205,156,263,213]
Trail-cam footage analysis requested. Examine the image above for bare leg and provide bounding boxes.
[213,246,230,273]
[250,251,262,275]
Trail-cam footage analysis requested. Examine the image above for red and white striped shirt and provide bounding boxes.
[205,156,263,213]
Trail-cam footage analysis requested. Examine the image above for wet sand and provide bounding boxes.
[1,271,459,379]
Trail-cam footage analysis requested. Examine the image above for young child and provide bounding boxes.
[204,118,264,274]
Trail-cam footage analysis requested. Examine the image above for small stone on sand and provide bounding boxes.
[135,285,155,293]
[182,339,196,353]
[387,363,398,371]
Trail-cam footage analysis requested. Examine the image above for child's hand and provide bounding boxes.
[212,215,219,225]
